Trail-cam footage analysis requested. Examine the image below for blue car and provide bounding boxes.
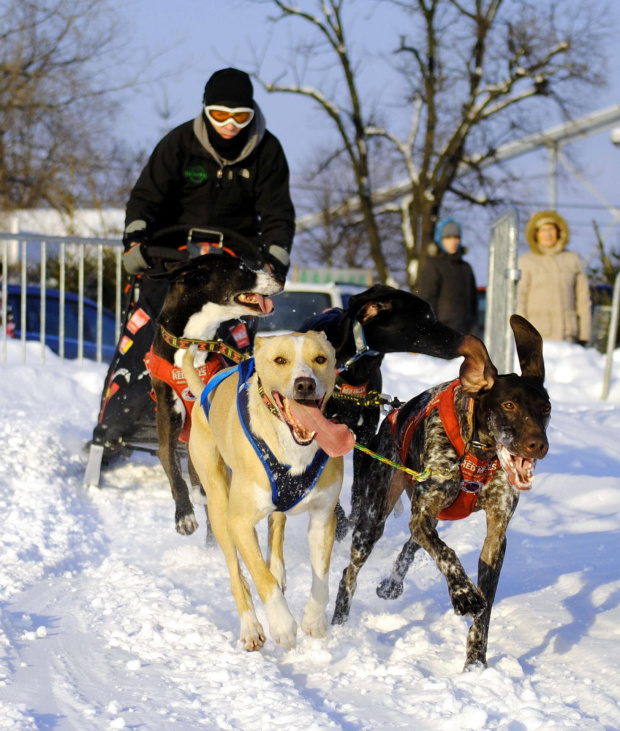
[3,285,118,362]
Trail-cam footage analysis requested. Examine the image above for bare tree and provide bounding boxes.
[253,0,610,287]
[0,0,147,216]
[293,141,407,281]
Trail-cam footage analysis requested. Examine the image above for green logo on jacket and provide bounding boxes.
[184,166,208,183]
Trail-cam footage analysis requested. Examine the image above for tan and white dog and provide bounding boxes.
[182,331,355,651]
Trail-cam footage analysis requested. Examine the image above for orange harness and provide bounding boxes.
[144,347,226,442]
[389,379,499,521]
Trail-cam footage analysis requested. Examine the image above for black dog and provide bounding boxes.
[146,255,284,535]
[299,284,495,537]
[332,315,550,670]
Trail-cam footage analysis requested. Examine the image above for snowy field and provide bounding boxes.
[1,337,620,730]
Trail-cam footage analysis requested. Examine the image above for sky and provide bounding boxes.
[112,0,620,282]
[1,337,620,728]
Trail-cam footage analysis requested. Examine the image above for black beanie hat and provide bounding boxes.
[203,68,254,108]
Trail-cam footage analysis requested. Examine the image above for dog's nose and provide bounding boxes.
[526,435,548,459]
[294,377,316,399]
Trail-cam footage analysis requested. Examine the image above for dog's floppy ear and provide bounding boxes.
[457,333,498,394]
[346,284,384,311]
[510,314,545,381]
[147,260,198,282]
[146,254,219,282]
[347,284,395,324]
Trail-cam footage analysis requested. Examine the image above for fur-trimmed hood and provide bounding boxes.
[525,210,570,255]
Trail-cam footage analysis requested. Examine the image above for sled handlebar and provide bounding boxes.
[142,246,189,262]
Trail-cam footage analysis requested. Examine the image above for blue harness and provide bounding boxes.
[200,358,329,512]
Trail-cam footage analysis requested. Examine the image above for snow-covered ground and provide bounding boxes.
[1,338,620,730]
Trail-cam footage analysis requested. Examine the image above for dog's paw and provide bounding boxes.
[463,656,487,672]
[450,584,487,617]
[301,614,327,637]
[271,616,298,650]
[301,611,328,638]
[376,577,404,600]
[265,594,298,650]
[240,612,266,652]
[175,511,198,536]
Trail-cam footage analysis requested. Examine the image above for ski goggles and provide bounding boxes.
[204,105,255,129]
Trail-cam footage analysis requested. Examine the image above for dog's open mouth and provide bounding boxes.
[497,444,537,491]
[271,393,355,457]
[273,393,321,445]
[236,292,274,314]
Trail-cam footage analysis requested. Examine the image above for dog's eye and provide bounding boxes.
[503,401,516,411]
[315,355,327,364]
[542,404,551,415]
[274,357,287,365]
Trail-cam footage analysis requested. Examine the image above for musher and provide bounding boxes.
[90,67,295,459]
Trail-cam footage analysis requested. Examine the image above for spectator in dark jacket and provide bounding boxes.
[413,217,478,334]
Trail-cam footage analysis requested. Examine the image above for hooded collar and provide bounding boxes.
[193,102,266,166]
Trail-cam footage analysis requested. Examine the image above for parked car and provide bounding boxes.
[257,282,345,333]
[1,285,117,362]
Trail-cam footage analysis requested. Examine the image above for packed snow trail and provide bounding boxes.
[1,341,619,729]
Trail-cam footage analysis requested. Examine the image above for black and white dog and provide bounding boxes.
[147,255,284,535]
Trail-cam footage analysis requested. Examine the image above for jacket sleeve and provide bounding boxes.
[413,260,440,314]
[574,254,592,342]
[124,127,185,235]
[254,135,296,264]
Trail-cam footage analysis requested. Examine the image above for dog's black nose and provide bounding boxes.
[526,435,549,459]
[294,377,316,399]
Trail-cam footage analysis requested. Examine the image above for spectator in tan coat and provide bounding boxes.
[517,210,591,344]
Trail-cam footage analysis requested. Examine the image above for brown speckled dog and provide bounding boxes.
[332,315,550,670]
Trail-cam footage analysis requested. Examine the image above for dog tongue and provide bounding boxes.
[288,400,355,457]
[255,293,273,314]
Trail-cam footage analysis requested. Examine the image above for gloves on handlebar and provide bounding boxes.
[122,232,151,275]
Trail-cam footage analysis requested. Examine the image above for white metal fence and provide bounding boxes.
[2,227,618,400]
[1,231,124,365]
[484,208,520,374]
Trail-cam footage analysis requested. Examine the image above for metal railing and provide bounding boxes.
[484,208,520,373]
[601,274,620,399]
[1,231,124,365]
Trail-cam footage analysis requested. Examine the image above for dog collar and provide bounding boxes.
[160,325,247,364]
[257,378,283,420]
[463,397,496,454]
[338,319,380,373]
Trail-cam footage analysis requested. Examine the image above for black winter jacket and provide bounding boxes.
[125,105,295,262]
[413,250,478,334]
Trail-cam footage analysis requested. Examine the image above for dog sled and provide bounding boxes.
[83,225,265,488]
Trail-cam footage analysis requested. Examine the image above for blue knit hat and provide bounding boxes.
[434,218,463,253]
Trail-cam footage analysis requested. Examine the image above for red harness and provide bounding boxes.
[144,347,226,442]
[389,379,499,521]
